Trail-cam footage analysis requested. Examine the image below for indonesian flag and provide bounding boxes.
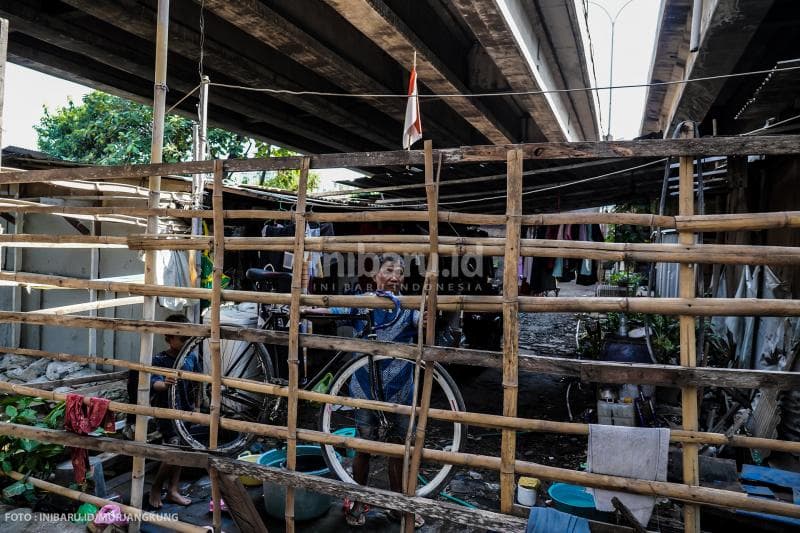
[402,65,422,149]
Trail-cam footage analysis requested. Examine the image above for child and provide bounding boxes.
[147,313,196,508]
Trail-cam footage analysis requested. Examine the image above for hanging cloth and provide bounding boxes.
[64,394,115,483]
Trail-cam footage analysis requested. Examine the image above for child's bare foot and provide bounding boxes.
[166,491,192,506]
[148,490,163,509]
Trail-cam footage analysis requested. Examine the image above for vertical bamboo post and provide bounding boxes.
[679,138,700,533]
[209,159,224,532]
[284,158,310,533]
[500,149,523,513]
[403,141,438,533]
[130,1,169,528]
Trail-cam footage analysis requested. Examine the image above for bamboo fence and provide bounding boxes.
[1,135,800,533]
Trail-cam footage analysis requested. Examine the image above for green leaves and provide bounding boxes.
[0,396,66,503]
[35,91,319,191]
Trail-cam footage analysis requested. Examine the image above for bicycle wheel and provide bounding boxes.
[318,356,466,497]
[169,336,275,455]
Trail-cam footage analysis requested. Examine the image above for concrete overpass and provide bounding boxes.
[641,0,800,137]
[1,0,599,155]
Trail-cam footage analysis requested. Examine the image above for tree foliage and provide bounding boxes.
[35,91,318,191]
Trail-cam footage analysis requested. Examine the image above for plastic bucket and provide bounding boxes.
[236,452,265,486]
[260,445,336,521]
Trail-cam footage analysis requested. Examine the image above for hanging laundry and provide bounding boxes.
[155,250,191,311]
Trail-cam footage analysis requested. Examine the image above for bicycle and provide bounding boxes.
[169,267,467,497]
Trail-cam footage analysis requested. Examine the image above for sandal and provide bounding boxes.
[343,498,369,527]
[387,509,425,529]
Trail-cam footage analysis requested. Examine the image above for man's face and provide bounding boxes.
[165,334,187,352]
[374,260,404,293]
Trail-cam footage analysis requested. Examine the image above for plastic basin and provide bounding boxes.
[259,445,335,521]
[236,451,265,486]
[547,483,614,522]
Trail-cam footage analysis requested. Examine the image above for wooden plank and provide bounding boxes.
[284,157,310,533]
[679,146,700,533]
[501,149,523,512]
[210,456,527,532]
[0,136,798,185]
[212,468,269,533]
[26,370,128,390]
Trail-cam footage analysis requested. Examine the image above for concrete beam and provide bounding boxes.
[59,0,400,150]
[450,0,570,142]
[646,0,776,134]
[323,0,516,144]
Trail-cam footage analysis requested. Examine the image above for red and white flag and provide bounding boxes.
[402,63,422,149]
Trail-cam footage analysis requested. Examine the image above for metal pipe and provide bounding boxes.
[130,0,169,528]
[690,0,703,52]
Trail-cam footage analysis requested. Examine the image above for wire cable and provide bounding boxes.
[165,83,202,115]
[208,63,800,100]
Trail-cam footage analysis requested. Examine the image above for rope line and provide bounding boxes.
[207,63,800,100]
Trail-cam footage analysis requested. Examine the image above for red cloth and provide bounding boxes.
[64,394,114,483]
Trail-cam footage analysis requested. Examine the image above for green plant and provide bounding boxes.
[0,396,67,502]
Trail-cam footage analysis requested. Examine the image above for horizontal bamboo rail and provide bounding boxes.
[3,471,207,532]
[4,203,800,233]
[125,234,800,266]
[32,296,143,315]
[1,379,798,521]
[8,269,800,316]
[4,310,800,390]
[3,345,799,452]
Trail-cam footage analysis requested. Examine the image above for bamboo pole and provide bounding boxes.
[4,344,800,453]
[130,0,169,524]
[501,149,523,513]
[679,147,700,533]
[5,203,800,233]
[11,269,800,316]
[209,160,224,532]
[285,157,310,533]
[32,296,143,315]
[403,141,439,532]
[4,472,207,533]
[8,310,800,391]
[4,375,800,521]
[125,234,800,266]
[4,378,800,521]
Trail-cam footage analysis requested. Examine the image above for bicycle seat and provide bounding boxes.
[246,268,293,283]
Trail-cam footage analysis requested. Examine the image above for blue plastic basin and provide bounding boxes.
[259,445,335,521]
[547,483,614,521]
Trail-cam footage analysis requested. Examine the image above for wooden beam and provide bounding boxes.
[0,136,797,185]
[58,0,397,151]
[322,0,515,144]
[211,468,269,533]
[0,422,206,468]
[25,370,128,391]
[211,456,527,532]
[449,0,566,141]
